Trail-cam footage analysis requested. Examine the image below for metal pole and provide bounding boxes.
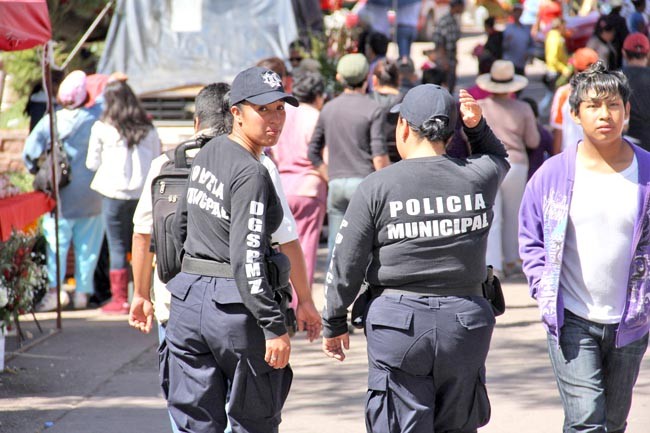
[43,45,62,330]
[60,0,114,70]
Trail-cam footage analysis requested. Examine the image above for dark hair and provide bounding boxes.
[484,16,496,29]
[407,116,454,143]
[289,39,307,51]
[373,58,399,88]
[595,15,616,35]
[256,57,287,78]
[195,82,233,136]
[367,31,390,57]
[291,71,324,103]
[101,80,153,147]
[624,49,647,60]
[521,97,539,118]
[421,68,447,86]
[568,60,630,115]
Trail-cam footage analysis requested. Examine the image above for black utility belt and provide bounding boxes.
[373,285,483,298]
[181,256,233,278]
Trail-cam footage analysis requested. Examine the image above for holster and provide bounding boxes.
[266,249,297,334]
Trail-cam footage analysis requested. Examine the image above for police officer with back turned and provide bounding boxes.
[322,86,510,433]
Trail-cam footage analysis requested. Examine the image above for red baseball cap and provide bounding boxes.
[570,48,599,72]
[623,32,650,55]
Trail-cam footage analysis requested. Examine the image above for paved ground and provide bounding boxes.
[1,245,649,433]
[1,34,649,433]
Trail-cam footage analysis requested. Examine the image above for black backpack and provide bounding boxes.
[151,139,202,283]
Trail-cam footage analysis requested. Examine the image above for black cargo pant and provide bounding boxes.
[160,272,293,433]
[364,294,495,433]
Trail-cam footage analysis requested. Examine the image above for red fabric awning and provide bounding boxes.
[0,0,51,51]
[0,192,55,242]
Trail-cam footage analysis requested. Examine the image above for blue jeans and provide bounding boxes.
[396,24,417,58]
[547,310,649,433]
[326,177,364,255]
[102,197,138,269]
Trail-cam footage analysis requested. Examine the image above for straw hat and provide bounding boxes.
[475,60,528,94]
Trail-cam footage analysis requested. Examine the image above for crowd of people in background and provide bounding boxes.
[19,0,650,432]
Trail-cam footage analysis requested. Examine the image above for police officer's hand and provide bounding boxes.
[265,333,291,369]
[459,89,482,129]
[322,333,350,362]
[297,300,322,342]
[128,295,154,334]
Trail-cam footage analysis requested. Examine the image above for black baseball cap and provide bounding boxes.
[230,66,299,107]
[390,84,457,136]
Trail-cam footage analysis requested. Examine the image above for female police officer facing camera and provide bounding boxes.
[166,67,298,433]
[322,86,510,433]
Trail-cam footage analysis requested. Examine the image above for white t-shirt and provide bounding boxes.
[132,145,298,323]
[560,155,638,324]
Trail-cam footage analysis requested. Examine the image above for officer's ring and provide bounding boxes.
[271,357,278,361]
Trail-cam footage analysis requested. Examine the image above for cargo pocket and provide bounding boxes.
[158,338,170,400]
[166,272,201,302]
[228,356,293,426]
[461,367,491,431]
[365,300,414,368]
[365,369,389,432]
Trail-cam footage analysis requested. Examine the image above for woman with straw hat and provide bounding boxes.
[477,60,540,278]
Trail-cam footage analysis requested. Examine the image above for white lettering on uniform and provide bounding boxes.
[387,223,405,240]
[248,217,262,232]
[447,196,461,213]
[191,165,200,181]
[389,201,403,218]
[385,212,489,240]
[406,199,420,215]
[248,279,263,294]
[246,233,260,248]
[246,250,260,262]
[475,194,486,210]
[246,263,261,278]
[199,167,211,184]
[250,201,264,216]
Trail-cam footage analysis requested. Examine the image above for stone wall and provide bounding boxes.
[0,129,28,173]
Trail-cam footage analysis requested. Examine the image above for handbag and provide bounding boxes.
[33,138,71,195]
[482,265,506,316]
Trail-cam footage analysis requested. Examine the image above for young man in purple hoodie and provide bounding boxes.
[519,61,650,433]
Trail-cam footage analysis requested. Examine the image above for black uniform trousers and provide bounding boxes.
[160,272,293,433]
[364,294,495,433]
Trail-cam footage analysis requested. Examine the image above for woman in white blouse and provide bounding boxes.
[87,80,161,314]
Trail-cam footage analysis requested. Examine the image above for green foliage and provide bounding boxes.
[3,49,43,98]
[7,172,35,194]
[0,98,29,129]
[2,0,112,113]
[0,231,48,331]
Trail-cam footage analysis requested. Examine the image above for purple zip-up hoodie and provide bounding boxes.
[519,140,650,348]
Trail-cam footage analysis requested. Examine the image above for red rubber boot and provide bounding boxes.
[101,269,129,314]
